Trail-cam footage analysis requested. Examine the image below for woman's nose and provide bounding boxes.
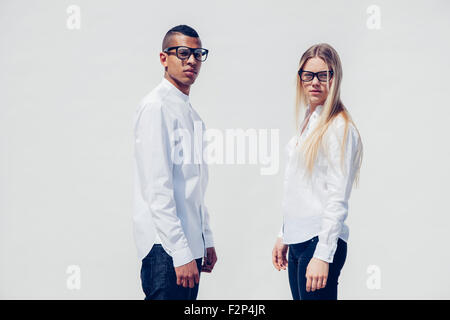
[311,76,320,85]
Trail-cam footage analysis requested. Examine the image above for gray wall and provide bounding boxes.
[1,0,449,299]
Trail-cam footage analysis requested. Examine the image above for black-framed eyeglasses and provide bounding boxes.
[298,69,334,82]
[163,46,209,62]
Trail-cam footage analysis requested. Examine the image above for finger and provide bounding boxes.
[311,277,318,292]
[306,276,311,292]
[321,276,327,289]
[189,276,195,288]
[282,254,288,269]
[317,276,323,290]
[272,251,279,270]
[207,253,213,265]
[277,251,283,269]
[201,266,211,273]
[278,251,284,269]
[195,272,200,284]
[205,259,215,272]
[204,262,213,272]
[177,275,182,286]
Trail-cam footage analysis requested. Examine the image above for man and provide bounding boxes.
[133,25,217,300]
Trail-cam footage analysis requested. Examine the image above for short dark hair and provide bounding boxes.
[162,25,200,50]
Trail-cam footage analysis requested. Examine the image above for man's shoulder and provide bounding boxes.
[139,82,171,109]
[137,83,178,119]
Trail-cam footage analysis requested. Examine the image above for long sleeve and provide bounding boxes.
[135,102,194,267]
[196,114,215,249]
[201,204,215,248]
[313,122,361,263]
[200,158,214,248]
[278,224,283,238]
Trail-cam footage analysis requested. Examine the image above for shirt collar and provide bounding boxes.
[306,104,324,119]
[161,77,190,103]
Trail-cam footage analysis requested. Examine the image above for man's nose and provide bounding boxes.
[187,52,197,65]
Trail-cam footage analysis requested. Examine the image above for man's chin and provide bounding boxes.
[170,74,197,88]
[181,76,196,86]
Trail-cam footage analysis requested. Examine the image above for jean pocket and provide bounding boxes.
[336,239,348,265]
[308,236,319,247]
[308,236,320,253]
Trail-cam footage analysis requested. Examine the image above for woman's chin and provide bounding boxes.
[309,97,324,104]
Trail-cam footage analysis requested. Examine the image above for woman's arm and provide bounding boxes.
[313,121,362,263]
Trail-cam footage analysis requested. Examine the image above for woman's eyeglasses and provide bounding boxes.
[163,46,209,62]
[298,69,334,82]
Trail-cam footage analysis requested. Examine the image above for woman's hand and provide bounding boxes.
[305,257,329,292]
[272,237,288,271]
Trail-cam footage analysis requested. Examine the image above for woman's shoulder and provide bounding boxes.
[330,113,357,130]
[327,113,360,142]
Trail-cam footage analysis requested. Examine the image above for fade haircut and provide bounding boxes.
[162,25,200,50]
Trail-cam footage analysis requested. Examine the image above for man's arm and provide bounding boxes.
[201,204,214,249]
[200,167,216,272]
[135,102,194,267]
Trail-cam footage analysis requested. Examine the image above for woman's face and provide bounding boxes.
[300,57,333,108]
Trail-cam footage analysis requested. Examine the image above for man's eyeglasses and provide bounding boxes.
[298,69,334,82]
[163,46,209,62]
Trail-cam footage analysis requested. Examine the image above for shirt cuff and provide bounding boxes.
[278,224,284,238]
[171,246,194,267]
[313,241,338,263]
[204,235,214,248]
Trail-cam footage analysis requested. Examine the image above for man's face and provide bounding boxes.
[160,34,203,91]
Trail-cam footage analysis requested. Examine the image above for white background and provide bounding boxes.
[1,0,449,299]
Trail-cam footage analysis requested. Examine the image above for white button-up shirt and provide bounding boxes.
[133,78,214,267]
[279,105,362,263]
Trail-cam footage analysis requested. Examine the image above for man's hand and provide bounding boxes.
[305,257,329,292]
[201,247,217,273]
[174,260,199,288]
[272,237,288,271]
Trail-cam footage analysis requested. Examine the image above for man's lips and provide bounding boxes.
[184,69,197,75]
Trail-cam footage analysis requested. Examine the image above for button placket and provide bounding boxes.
[188,103,207,255]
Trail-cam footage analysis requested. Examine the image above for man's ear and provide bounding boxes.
[160,52,168,67]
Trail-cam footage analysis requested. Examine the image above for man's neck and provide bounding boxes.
[164,74,190,95]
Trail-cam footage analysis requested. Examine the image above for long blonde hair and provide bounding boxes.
[295,43,363,186]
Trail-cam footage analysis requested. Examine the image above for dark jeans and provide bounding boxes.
[288,236,347,300]
[140,244,203,300]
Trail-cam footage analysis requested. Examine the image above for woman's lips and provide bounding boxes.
[310,90,321,95]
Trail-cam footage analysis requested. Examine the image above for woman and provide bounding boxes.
[272,43,363,300]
